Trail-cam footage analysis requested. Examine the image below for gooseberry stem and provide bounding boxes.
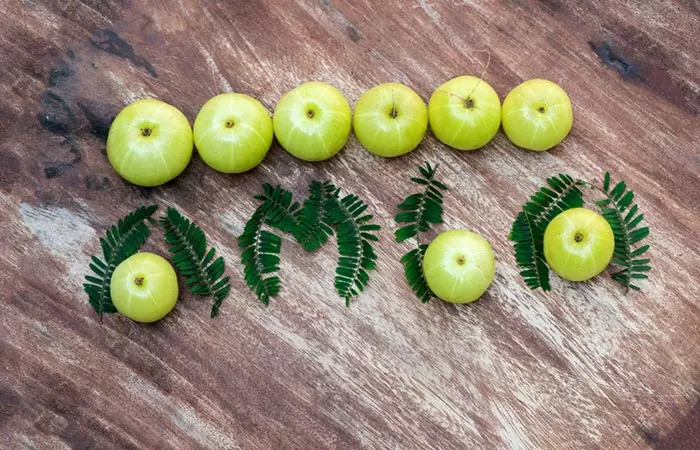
[465,49,492,100]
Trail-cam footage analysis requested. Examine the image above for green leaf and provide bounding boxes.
[400,244,434,302]
[510,211,551,291]
[630,245,650,257]
[393,162,447,243]
[610,181,627,201]
[628,227,650,245]
[530,174,584,229]
[595,173,651,291]
[327,187,381,304]
[239,195,286,305]
[239,183,302,304]
[626,213,645,230]
[160,207,231,317]
[293,181,337,252]
[257,184,300,233]
[83,205,158,321]
[618,191,634,211]
[624,204,639,223]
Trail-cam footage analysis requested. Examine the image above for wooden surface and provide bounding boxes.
[1,1,699,448]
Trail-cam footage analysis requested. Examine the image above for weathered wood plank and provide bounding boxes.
[1,0,699,448]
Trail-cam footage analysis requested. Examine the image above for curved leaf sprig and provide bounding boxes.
[394,162,448,303]
[238,208,282,305]
[160,207,231,317]
[585,172,651,291]
[509,174,583,291]
[523,174,584,229]
[84,205,157,321]
[239,184,299,305]
[326,190,381,305]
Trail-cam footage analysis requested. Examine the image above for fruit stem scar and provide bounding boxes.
[306,109,314,118]
[225,119,234,128]
[537,106,546,113]
[464,97,474,109]
[574,232,583,242]
[134,276,144,286]
[457,255,465,265]
[141,127,152,137]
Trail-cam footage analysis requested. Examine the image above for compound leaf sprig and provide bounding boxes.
[160,207,231,317]
[393,162,448,303]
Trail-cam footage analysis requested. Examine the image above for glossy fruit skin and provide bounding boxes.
[423,230,495,304]
[107,99,193,186]
[272,82,351,162]
[193,93,273,173]
[544,208,614,281]
[428,76,501,150]
[354,82,428,157]
[501,79,573,151]
[111,252,178,323]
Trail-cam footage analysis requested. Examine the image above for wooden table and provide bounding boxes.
[2,1,699,448]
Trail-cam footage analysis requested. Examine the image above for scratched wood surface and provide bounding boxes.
[1,0,699,449]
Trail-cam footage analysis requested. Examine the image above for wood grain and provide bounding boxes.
[1,0,699,448]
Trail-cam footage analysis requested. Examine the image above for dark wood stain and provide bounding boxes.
[38,91,76,135]
[43,136,82,178]
[346,25,361,42]
[594,20,699,116]
[657,400,700,450]
[77,101,114,140]
[85,175,111,191]
[48,60,75,87]
[589,41,641,80]
[636,423,660,445]
[2,0,700,449]
[90,29,157,78]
